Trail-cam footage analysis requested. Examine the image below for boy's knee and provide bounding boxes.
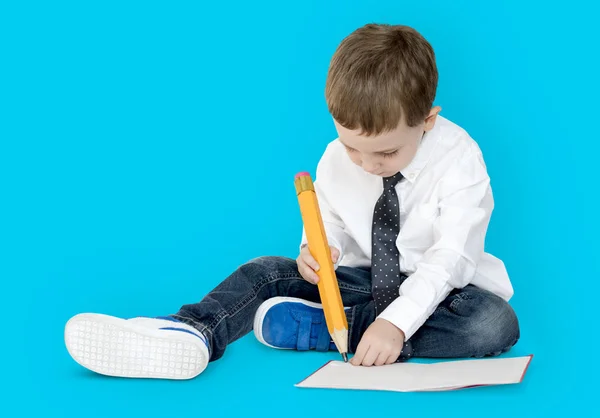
[478,303,518,355]
[239,256,299,279]
[455,287,520,356]
[244,256,295,269]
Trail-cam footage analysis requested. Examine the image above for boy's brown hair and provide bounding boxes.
[325,24,438,136]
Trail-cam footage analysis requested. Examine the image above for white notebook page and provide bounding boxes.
[296,355,532,392]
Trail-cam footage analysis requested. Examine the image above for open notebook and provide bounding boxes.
[296,355,532,392]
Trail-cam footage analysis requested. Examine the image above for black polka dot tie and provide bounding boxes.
[371,172,404,315]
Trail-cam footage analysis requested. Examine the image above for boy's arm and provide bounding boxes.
[377,146,493,340]
[299,150,350,268]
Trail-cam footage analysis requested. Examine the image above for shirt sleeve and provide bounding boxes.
[299,149,351,269]
[377,146,493,340]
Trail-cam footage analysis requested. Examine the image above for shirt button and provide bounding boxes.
[408,173,415,179]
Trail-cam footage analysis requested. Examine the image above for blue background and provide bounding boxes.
[1,0,597,416]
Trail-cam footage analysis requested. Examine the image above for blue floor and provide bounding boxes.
[6,254,592,417]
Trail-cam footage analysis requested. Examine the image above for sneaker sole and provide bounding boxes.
[65,313,209,380]
[252,297,323,349]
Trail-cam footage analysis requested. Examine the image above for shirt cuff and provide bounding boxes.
[376,295,426,341]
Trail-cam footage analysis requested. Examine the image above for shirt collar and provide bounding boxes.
[400,125,440,183]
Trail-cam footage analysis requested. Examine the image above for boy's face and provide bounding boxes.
[334,107,441,178]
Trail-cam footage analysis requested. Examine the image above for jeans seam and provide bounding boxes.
[171,314,211,334]
[338,283,372,294]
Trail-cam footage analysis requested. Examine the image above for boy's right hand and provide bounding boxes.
[297,244,340,285]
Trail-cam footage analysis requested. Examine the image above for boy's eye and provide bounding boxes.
[382,150,399,158]
[345,146,357,153]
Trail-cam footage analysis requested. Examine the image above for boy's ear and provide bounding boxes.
[424,106,442,131]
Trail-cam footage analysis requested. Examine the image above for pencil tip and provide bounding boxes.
[342,353,348,363]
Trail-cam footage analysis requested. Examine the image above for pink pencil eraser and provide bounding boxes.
[295,171,310,179]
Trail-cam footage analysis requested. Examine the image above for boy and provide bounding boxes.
[64,23,519,379]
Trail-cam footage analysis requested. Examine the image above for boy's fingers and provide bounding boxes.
[351,341,369,366]
[297,259,319,284]
[385,351,401,365]
[302,252,320,272]
[374,351,389,367]
[306,269,320,284]
[330,247,340,263]
[361,346,379,367]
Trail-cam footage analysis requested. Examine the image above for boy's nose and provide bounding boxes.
[362,159,382,174]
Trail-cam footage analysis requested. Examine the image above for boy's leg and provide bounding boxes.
[65,255,325,379]
[344,284,519,359]
[172,257,373,361]
[253,269,519,361]
[64,255,373,379]
[401,284,520,359]
[336,283,519,360]
[251,265,376,353]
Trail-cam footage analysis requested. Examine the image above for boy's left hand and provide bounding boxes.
[350,319,405,366]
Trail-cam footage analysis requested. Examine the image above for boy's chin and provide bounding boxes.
[361,167,403,178]
[379,171,400,178]
[365,171,395,178]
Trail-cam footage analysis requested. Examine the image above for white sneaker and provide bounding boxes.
[65,314,209,380]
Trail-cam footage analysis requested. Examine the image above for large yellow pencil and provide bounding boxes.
[294,172,348,362]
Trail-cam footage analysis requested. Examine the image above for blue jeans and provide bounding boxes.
[173,256,520,361]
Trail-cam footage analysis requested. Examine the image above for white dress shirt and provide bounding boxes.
[300,116,513,341]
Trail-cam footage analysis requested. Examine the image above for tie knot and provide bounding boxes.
[383,172,404,190]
